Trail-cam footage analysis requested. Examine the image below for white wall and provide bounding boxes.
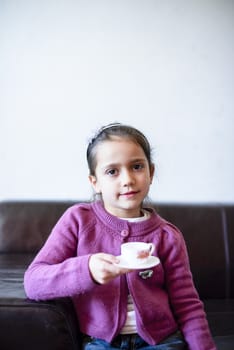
[1,0,233,203]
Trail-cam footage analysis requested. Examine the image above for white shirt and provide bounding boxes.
[120,209,151,334]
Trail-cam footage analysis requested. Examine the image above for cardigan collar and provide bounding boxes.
[91,201,163,239]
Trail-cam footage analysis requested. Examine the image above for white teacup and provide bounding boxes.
[121,242,155,265]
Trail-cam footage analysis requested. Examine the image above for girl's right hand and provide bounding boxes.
[89,253,132,285]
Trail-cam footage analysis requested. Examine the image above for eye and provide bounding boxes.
[106,168,118,176]
[133,163,144,171]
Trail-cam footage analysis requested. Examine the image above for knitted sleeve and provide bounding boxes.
[161,223,216,350]
[24,205,96,301]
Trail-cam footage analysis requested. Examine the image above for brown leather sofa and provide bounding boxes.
[0,200,234,349]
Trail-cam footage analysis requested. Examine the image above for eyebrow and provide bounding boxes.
[101,158,147,169]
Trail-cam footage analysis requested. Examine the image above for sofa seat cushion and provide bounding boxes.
[0,253,33,299]
[204,298,234,349]
[204,299,234,336]
[0,253,81,350]
[213,336,234,350]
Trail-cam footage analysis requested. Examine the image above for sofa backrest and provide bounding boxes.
[155,204,232,300]
[0,201,74,254]
[0,200,233,300]
[225,206,234,298]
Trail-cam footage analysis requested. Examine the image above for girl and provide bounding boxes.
[24,123,216,350]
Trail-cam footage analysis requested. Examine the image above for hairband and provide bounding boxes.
[98,122,122,133]
[88,122,122,147]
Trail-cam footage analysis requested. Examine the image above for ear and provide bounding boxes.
[149,164,155,184]
[88,175,101,193]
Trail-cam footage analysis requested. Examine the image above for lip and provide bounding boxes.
[120,191,139,197]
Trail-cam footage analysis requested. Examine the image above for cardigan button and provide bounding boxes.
[120,229,129,237]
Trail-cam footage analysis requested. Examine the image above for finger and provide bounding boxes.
[99,254,133,272]
[98,253,119,265]
[100,254,132,274]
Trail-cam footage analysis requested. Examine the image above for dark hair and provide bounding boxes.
[86,122,153,176]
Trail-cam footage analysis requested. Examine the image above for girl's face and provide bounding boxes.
[89,136,154,218]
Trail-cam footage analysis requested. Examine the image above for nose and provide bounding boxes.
[121,169,135,186]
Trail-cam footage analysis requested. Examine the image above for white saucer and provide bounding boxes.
[115,256,160,270]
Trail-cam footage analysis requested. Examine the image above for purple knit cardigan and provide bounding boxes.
[24,201,216,350]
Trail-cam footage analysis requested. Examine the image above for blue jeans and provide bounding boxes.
[82,331,188,350]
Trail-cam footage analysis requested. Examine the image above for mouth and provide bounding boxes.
[120,191,139,197]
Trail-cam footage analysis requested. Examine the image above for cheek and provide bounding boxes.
[95,178,112,194]
[140,174,152,186]
[101,183,118,198]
